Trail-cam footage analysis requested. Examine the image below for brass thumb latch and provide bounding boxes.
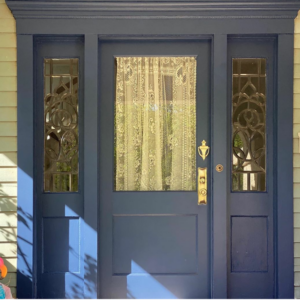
[198,140,210,161]
[198,167,207,205]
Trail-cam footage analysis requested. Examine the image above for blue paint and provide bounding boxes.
[127,262,177,299]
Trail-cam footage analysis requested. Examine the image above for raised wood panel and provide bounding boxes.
[0,4,13,18]
[0,48,16,62]
[0,168,17,182]
[0,92,17,106]
[0,242,17,257]
[0,34,16,48]
[0,183,17,196]
[0,197,17,211]
[0,272,16,287]
[296,258,300,266]
[0,212,17,227]
[295,94,300,108]
[0,137,17,151]
[0,19,15,33]
[0,77,16,91]
[0,153,17,166]
[0,62,16,76]
[0,122,17,136]
[0,227,17,242]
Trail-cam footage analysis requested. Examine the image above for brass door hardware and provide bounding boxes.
[198,167,207,205]
[198,140,210,161]
[216,164,223,172]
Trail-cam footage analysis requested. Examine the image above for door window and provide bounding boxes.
[114,56,197,191]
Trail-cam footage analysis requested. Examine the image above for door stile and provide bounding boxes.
[277,34,294,299]
[83,34,98,299]
[211,34,228,299]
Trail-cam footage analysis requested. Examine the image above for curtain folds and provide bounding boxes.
[115,57,197,191]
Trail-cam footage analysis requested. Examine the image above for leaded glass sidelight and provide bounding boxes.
[44,59,79,192]
[232,58,266,191]
[115,57,197,191]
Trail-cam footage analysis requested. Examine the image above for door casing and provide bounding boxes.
[8,0,298,298]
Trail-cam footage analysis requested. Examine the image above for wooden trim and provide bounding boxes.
[277,34,294,298]
[6,1,300,20]
[211,34,228,298]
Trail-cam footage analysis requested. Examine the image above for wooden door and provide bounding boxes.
[98,39,212,298]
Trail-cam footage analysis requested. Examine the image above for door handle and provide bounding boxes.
[198,167,207,205]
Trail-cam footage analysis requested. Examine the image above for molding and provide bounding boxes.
[6,1,300,19]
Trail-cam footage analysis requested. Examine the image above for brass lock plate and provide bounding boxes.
[216,164,224,172]
[198,167,207,205]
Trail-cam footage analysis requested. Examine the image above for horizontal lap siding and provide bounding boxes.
[0,2,17,298]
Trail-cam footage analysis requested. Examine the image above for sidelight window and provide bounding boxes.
[232,58,266,191]
[44,58,79,192]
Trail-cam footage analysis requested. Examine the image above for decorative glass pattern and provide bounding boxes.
[115,57,197,191]
[44,59,79,192]
[232,58,266,191]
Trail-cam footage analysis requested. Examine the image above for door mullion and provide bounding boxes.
[211,34,228,299]
[83,34,98,299]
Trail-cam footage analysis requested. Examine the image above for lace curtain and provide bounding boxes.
[115,57,197,191]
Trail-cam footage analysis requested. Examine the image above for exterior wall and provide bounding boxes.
[0,1,17,298]
[0,2,298,298]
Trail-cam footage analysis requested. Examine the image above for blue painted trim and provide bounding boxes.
[212,34,228,298]
[17,34,35,299]
[277,34,294,299]
[83,34,98,299]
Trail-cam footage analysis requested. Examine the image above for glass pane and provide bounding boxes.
[115,57,197,191]
[232,58,266,191]
[44,58,79,192]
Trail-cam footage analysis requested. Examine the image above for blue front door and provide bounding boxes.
[98,39,211,298]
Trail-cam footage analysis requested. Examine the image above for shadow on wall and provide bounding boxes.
[0,180,99,299]
[0,183,32,298]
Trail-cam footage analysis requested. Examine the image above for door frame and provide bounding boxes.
[7,0,298,298]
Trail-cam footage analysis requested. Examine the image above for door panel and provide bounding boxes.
[99,40,211,298]
[227,37,275,298]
